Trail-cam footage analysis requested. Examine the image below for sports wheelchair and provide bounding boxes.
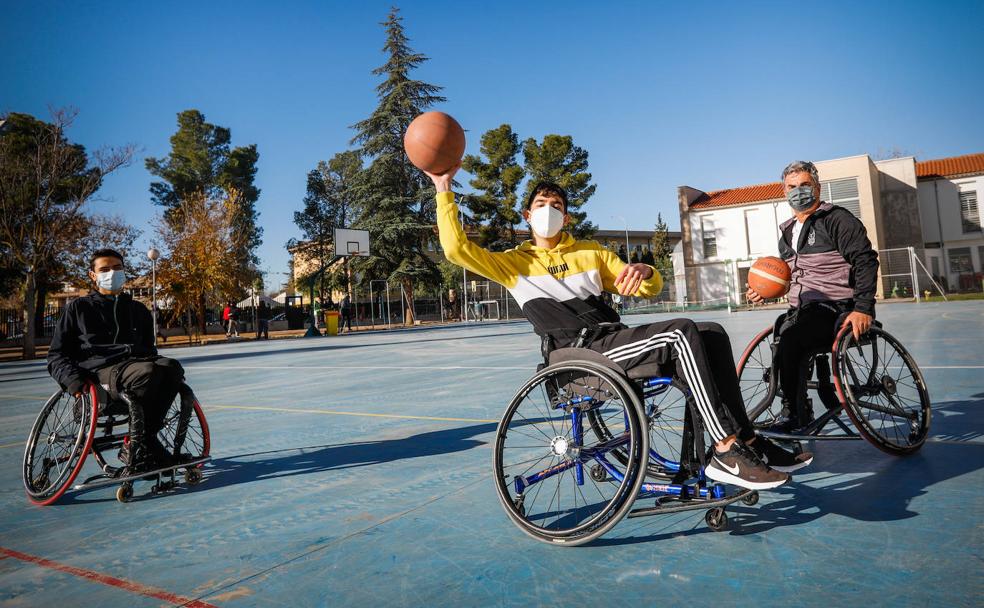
[23,382,210,505]
[736,318,931,455]
[494,348,757,546]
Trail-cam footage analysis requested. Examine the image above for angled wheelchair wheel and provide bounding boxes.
[833,326,931,455]
[736,326,784,424]
[590,378,695,480]
[493,361,647,546]
[157,387,211,463]
[22,385,99,505]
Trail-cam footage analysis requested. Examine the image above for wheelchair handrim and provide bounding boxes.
[493,361,647,543]
[23,385,98,505]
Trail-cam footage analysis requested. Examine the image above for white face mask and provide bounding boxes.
[528,205,565,239]
[96,269,126,292]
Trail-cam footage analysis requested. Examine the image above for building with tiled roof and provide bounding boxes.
[676,152,983,304]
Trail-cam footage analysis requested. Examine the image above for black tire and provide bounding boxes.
[23,387,98,505]
[589,378,696,480]
[493,361,647,546]
[834,326,931,455]
[705,507,729,531]
[736,326,784,425]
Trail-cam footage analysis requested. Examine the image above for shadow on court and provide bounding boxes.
[200,422,498,491]
[594,398,984,546]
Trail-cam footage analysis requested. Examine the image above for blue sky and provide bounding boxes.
[3,0,982,289]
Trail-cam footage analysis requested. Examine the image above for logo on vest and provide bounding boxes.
[807,229,816,246]
[547,262,569,275]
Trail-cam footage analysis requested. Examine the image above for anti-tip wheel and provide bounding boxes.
[705,507,728,532]
[184,467,203,485]
[741,491,760,506]
[116,483,133,503]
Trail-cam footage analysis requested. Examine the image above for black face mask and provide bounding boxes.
[786,186,816,212]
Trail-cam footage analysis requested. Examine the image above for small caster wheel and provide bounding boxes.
[705,507,728,532]
[184,467,203,485]
[513,497,525,517]
[589,464,608,482]
[741,491,759,506]
[116,483,133,503]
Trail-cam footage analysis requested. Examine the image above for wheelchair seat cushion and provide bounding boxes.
[548,347,650,380]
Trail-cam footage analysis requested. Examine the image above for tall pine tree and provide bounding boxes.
[349,7,445,324]
[522,134,597,237]
[461,124,525,251]
[651,212,672,270]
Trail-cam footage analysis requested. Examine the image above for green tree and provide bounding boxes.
[461,124,525,250]
[290,150,363,302]
[348,7,445,324]
[0,110,133,357]
[146,109,262,285]
[651,212,673,270]
[522,134,597,237]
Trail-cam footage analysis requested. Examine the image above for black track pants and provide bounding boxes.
[98,357,185,435]
[776,304,842,424]
[586,319,750,443]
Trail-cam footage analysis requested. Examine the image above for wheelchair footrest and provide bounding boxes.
[627,488,755,518]
[72,456,210,490]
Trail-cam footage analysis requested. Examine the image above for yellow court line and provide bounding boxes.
[205,403,498,424]
[0,442,23,449]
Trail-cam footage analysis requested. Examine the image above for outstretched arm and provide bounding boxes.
[424,164,519,288]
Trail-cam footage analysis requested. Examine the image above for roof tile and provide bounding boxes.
[690,182,784,209]
[916,152,984,179]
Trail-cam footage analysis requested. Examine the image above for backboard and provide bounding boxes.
[334,228,370,257]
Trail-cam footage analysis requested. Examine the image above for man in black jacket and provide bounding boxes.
[47,248,186,474]
[747,161,879,429]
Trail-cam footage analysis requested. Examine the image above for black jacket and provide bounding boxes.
[778,202,879,315]
[47,291,157,395]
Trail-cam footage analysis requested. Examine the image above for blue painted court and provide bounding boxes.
[0,302,981,606]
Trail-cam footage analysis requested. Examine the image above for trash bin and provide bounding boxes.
[325,311,340,336]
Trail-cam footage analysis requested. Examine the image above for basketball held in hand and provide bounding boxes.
[403,111,466,174]
[748,256,791,299]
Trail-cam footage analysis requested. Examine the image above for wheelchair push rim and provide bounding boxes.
[22,385,99,506]
[833,326,931,455]
[493,361,648,546]
[736,325,784,424]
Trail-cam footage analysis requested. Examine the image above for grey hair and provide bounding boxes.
[781,160,820,187]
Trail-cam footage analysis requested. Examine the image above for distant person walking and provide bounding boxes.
[340,294,353,332]
[257,300,270,340]
[223,302,239,338]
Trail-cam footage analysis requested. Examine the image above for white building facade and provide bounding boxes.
[677,152,983,304]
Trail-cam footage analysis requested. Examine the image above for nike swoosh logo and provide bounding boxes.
[715,458,740,475]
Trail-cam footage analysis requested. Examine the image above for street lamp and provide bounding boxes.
[147,247,160,345]
[613,215,630,261]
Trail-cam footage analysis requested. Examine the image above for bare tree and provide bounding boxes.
[0,108,134,357]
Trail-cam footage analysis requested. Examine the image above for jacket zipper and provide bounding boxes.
[112,296,120,344]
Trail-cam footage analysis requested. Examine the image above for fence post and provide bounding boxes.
[909,246,920,303]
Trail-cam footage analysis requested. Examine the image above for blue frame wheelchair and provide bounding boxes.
[493,348,756,546]
[22,382,211,505]
[736,321,931,455]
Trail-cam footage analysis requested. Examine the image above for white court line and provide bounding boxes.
[188,364,532,370]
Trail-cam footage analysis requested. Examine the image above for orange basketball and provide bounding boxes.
[403,111,466,174]
[748,256,791,299]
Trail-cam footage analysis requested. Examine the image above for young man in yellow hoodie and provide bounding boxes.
[427,164,811,491]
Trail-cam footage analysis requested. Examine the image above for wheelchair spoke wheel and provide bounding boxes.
[835,326,931,455]
[737,326,784,425]
[23,386,98,505]
[590,379,694,479]
[494,362,647,545]
[157,387,210,463]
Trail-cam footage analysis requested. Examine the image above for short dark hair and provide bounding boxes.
[524,181,568,211]
[90,248,125,270]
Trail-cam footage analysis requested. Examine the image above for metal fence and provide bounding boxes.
[0,305,63,342]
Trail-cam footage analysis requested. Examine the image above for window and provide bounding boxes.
[960,190,980,233]
[931,256,940,278]
[701,217,717,258]
[744,208,771,256]
[821,177,861,218]
[948,247,973,273]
